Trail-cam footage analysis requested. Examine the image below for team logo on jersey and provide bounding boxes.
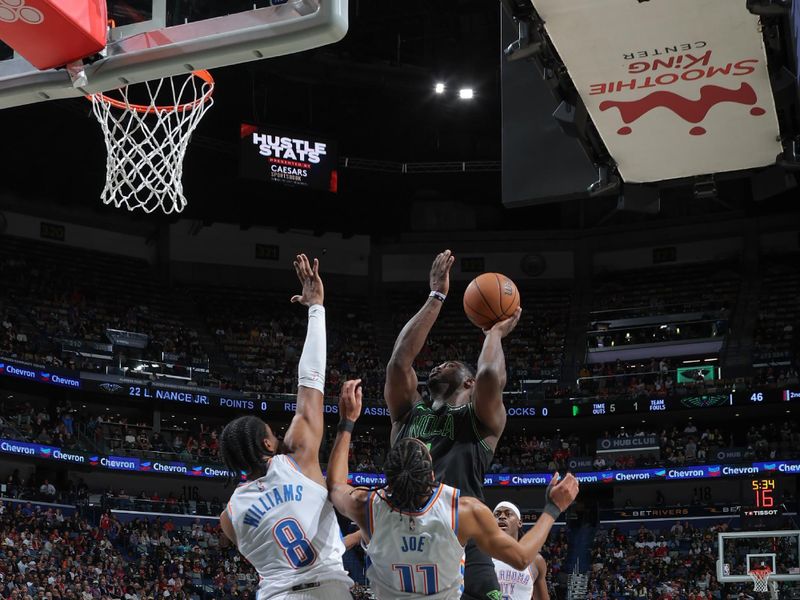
[487,591,503,600]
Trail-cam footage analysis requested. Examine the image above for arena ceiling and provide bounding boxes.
[0,0,797,235]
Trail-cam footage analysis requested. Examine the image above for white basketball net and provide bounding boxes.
[89,71,214,214]
[749,569,772,593]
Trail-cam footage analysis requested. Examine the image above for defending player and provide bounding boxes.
[329,379,577,600]
[493,502,550,600]
[218,254,353,600]
[385,249,521,599]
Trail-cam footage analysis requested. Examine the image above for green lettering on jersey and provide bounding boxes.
[408,412,455,441]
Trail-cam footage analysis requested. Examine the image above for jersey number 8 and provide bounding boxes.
[273,518,317,569]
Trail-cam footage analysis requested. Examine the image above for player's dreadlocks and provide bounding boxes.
[220,415,273,485]
[382,437,436,514]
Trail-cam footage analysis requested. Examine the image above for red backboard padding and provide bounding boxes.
[0,0,107,70]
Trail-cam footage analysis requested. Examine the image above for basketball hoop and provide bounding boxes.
[749,568,772,593]
[88,70,214,214]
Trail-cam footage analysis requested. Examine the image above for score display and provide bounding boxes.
[2,357,800,420]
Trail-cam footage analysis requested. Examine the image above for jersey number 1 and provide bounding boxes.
[273,518,317,569]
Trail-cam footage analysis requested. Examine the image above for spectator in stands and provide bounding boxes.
[38,480,55,502]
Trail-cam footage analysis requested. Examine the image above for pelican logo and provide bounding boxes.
[99,383,123,394]
[0,0,44,25]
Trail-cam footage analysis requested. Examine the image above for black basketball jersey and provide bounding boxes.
[394,401,494,501]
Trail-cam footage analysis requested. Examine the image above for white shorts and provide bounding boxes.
[268,581,354,600]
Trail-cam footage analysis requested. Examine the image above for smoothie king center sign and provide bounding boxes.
[531,0,782,182]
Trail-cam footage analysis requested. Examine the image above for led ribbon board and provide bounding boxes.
[531,0,782,182]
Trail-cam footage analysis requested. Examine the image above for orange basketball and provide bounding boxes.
[463,273,520,330]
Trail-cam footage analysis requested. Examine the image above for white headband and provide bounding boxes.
[493,501,521,520]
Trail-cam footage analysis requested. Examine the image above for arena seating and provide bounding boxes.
[591,260,740,317]
[753,252,800,369]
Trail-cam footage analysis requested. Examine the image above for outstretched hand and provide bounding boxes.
[546,472,579,512]
[339,379,363,422]
[430,250,455,295]
[291,254,324,307]
[484,307,522,338]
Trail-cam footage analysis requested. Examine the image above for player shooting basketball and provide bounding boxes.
[385,249,522,600]
[328,379,578,600]
[218,254,353,600]
[493,502,550,600]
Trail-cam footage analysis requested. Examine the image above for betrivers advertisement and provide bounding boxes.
[531,0,782,182]
[240,124,338,192]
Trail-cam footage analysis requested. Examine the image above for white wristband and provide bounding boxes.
[429,291,446,302]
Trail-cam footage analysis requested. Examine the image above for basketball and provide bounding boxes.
[463,272,520,330]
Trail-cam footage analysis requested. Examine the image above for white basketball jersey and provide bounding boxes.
[493,557,537,600]
[227,454,352,599]
[365,483,465,599]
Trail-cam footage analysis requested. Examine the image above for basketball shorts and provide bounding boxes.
[461,539,502,600]
[268,581,353,600]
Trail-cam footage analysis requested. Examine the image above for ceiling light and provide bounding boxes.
[458,88,474,100]
[434,82,445,94]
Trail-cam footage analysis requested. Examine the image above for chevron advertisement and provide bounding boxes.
[0,438,239,480]
[2,435,800,486]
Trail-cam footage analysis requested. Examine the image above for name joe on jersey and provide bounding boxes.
[243,484,304,528]
[400,536,428,552]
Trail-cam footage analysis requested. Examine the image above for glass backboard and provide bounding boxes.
[718,530,800,584]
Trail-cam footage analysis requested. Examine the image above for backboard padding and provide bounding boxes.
[0,0,347,109]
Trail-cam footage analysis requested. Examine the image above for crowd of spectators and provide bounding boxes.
[0,501,256,600]
[487,419,800,474]
[0,239,207,374]
[587,522,725,599]
[586,521,800,600]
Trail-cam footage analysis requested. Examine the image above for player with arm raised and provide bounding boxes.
[493,502,550,600]
[218,254,352,600]
[385,249,522,600]
[329,380,576,599]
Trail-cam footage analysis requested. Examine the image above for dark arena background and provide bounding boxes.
[1,1,800,599]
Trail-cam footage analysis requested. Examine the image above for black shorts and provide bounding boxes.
[461,539,501,600]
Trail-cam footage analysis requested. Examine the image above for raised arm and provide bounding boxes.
[458,473,578,571]
[283,254,326,478]
[473,307,521,442]
[327,379,370,536]
[385,250,455,423]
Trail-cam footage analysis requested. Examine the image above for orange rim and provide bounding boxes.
[89,70,214,114]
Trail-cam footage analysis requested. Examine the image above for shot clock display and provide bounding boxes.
[741,478,785,528]
[751,478,777,508]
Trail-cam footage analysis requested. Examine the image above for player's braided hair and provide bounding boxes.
[220,415,273,485]
[382,437,436,514]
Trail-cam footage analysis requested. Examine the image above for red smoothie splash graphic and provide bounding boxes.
[600,82,762,136]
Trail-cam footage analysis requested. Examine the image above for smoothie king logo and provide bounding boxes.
[590,43,766,136]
